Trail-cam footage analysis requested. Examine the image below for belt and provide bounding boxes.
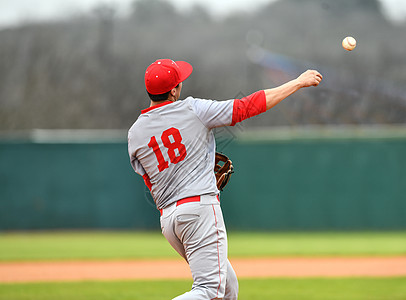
[159,195,219,216]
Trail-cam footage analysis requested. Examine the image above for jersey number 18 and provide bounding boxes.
[148,127,187,172]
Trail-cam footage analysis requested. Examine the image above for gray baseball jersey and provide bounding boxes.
[128,91,265,210]
[128,97,233,210]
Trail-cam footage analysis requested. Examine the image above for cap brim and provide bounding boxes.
[176,61,193,82]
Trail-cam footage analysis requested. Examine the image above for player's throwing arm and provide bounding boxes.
[264,70,323,110]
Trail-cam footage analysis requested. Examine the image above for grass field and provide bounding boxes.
[1,231,405,300]
[0,231,405,261]
[1,278,406,300]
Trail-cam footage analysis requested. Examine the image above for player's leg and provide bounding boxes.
[161,202,222,300]
[160,202,188,262]
[172,198,228,300]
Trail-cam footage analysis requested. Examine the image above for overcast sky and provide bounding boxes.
[0,0,405,28]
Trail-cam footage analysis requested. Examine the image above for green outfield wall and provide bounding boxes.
[1,128,405,230]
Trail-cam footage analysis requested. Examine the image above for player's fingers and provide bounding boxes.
[307,69,322,76]
[309,70,322,79]
[313,72,323,86]
[313,79,321,86]
[298,70,322,87]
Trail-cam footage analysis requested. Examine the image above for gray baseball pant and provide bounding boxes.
[160,194,238,300]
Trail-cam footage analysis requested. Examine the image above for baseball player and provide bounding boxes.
[128,59,322,299]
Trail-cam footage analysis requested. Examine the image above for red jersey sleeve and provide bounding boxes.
[230,90,266,126]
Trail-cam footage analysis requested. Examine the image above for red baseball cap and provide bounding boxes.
[145,59,193,95]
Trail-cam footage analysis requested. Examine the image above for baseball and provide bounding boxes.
[342,36,356,51]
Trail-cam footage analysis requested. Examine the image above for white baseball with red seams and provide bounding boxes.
[342,36,356,51]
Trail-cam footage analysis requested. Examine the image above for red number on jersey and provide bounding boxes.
[148,136,169,172]
[161,127,187,164]
[148,127,187,172]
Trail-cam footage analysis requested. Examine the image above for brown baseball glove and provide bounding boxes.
[214,152,234,191]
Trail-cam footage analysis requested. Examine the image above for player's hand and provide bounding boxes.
[297,70,323,88]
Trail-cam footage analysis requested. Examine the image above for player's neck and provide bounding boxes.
[149,99,175,107]
[149,95,177,107]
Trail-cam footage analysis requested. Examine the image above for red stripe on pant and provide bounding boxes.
[211,204,221,299]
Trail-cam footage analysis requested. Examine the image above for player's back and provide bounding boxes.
[128,98,219,209]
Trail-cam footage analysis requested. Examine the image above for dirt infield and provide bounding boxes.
[1,257,406,283]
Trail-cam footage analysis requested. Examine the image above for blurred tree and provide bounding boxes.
[0,0,405,129]
[323,0,383,15]
[94,4,116,65]
[187,4,211,24]
[286,0,383,14]
[131,0,178,24]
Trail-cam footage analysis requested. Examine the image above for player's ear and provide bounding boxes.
[170,88,176,97]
